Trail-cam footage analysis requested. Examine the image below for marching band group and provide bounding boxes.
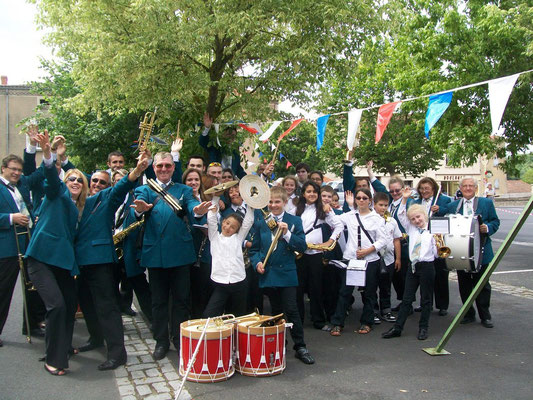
[0,118,500,378]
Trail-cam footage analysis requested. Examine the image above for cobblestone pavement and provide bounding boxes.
[449,272,533,300]
[114,311,191,400]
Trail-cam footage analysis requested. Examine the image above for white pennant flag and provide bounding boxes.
[347,109,363,150]
[249,123,263,135]
[258,121,282,142]
[271,143,276,151]
[489,74,519,135]
[214,123,220,133]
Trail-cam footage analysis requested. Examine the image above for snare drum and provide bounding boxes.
[235,319,286,377]
[179,319,234,383]
[444,215,483,272]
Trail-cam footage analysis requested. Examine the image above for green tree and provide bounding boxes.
[522,168,533,184]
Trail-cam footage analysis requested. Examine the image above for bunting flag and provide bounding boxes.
[238,123,259,134]
[286,160,292,169]
[375,102,401,144]
[248,123,263,135]
[278,118,304,142]
[316,114,330,151]
[488,73,520,136]
[347,109,363,150]
[424,92,453,139]
[271,143,276,151]
[258,121,282,142]
[259,151,264,158]
[213,123,220,133]
[279,152,285,160]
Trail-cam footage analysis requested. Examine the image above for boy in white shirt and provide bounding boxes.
[382,187,437,341]
[202,196,255,317]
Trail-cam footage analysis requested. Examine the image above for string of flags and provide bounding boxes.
[232,68,532,153]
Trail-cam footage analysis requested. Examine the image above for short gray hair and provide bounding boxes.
[459,177,478,188]
[154,152,173,165]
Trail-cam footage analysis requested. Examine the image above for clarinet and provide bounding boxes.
[194,235,208,268]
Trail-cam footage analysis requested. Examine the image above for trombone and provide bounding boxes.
[14,224,35,343]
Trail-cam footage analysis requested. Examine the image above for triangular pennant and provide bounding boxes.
[248,123,263,135]
[316,114,330,151]
[375,102,401,144]
[238,123,259,134]
[213,123,220,133]
[488,74,519,135]
[279,152,284,160]
[259,121,282,142]
[259,151,263,157]
[271,143,276,151]
[347,109,363,150]
[286,160,292,169]
[278,118,304,142]
[424,92,453,139]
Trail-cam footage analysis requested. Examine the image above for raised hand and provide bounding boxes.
[203,112,213,129]
[26,124,39,145]
[194,200,212,216]
[263,162,274,177]
[35,130,51,159]
[171,138,183,153]
[345,190,354,208]
[50,135,66,152]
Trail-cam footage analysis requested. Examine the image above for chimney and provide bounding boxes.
[0,76,7,85]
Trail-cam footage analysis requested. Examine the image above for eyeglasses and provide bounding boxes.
[208,162,222,168]
[5,166,23,173]
[67,176,84,184]
[154,163,174,169]
[91,178,109,185]
[355,196,369,201]
[389,189,402,194]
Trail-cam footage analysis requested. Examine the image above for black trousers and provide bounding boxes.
[264,286,306,350]
[433,258,449,311]
[392,242,410,301]
[112,259,134,312]
[203,280,247,318]
[22,283,47,334]
[395,261,435,331]
[377,262,395,314]
[0,256,20,336]
[297,253,327,328]
[359,260,381,327]
[190,261,213,319]
[148,266,191,348]
[129,273,152,322]
[27,258,76,370]
[245,265,264,314]
[323,262,339,321]
[457,264,491,321]
[78,263,126,361]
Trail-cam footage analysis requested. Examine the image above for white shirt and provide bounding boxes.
[398,202,437,263]
[383,218,402,265]
[208,204,254,284]
[421,196,434,215]
[299,204,343,255]
[284,194,297,215]
[338,210,388,262]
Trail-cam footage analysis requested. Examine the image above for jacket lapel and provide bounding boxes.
[0,185,19,213]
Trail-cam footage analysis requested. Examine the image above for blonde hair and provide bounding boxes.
[406,204,428,222]
[270,186,288,202]
[64,169,88,212]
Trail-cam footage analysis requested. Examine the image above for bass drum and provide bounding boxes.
[444,215,483,273]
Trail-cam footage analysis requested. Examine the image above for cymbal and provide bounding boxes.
[204,180,239,195]
[239,175,270,209]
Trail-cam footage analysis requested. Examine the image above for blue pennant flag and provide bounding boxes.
[259,151,263,158]
[425,92,453,139]
[316,114,330,151]
[279,152,284,160]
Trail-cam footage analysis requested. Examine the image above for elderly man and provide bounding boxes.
[133,152,210,360]
[443,177,500,328]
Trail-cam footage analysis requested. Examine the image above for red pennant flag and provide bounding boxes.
[238,123,259,134]
[263,158,268,164]
[278,118,304,142]
[375,102,401,144]
[286,160,292,169]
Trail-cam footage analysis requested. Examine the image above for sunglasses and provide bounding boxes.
[91,178,109,185]
[355,196,369,201]
[208,162,222,168]
[67,176,84,184]
[155,163,173,169]
[389,189,402,194]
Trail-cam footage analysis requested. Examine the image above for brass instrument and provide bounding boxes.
[146,178,183,213]
[204,180,239,195]
[295,237,339,260]
[383,210,392,222]
[14,224,34,343]
[137,109,157,152]
[263,228,283,266]
[113,217,145,259]
[433,234,451,258]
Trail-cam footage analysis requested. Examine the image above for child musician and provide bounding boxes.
[382,187,437,340]
[202,196,254,318]
[250,187,315,365]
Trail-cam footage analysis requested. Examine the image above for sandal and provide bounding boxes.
[330,326,342,336]
[357,325,372,334]
[44,363,67,376]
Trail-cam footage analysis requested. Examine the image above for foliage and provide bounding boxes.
[522,168,533,184]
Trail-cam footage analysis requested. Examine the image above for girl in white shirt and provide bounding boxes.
[202,196,254,318]
[295,181,343,330]
[282,175,299,215]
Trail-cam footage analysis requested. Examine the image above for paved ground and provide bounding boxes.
[1,205,532,400]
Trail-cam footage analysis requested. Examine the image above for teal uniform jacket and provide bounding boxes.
[443,197,500,265]
[120,195,146,278]
[1,167,42,258]
[134,182,200,268]
[75,175,137,266]
[25,163,78,273]
[414,194,451,217]
[249,213,306,288]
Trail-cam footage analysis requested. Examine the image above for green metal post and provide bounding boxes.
[423,195,533,356]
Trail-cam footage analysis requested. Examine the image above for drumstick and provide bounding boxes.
[271,141,280,164]
[429,186,442,219]
[176,120,181,140]
[175,317,211,400]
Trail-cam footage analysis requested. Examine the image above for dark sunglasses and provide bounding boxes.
[67,176,84,184]
[389,189,402,194]
[91,178,109,185]
[355,196,369,201]
[154,163,174,169]
[208,162,222,168]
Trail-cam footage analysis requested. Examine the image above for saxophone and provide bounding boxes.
[113,217,145,245]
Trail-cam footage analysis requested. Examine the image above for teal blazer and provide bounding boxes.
[75,175,136,266]
[414,193,451,217]
[134,182,200,268]
[25,164,78,273]
[443,197,500,265]
[249,213,306,288]
[120,193,146,278]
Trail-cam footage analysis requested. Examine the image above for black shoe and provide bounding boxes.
[77,341,105,352]
[460,316,476,325]
[438,309,448,316]
[295,348,315,365]
[391,304,401,312]
[414,306,422,312]
[382,312,397,323]
[373,315,382,325]
[417,328,428,340]
[382,327,402,339]
[153,345,169,361]
[481,319,494,328]
[98,357,126,371]
[121,308,137,317]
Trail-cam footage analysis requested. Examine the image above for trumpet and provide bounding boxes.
[383,210,392,222]
[433,234,451,258]
[137,109,157,153]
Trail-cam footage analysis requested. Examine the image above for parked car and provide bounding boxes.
[325,180,344,206]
